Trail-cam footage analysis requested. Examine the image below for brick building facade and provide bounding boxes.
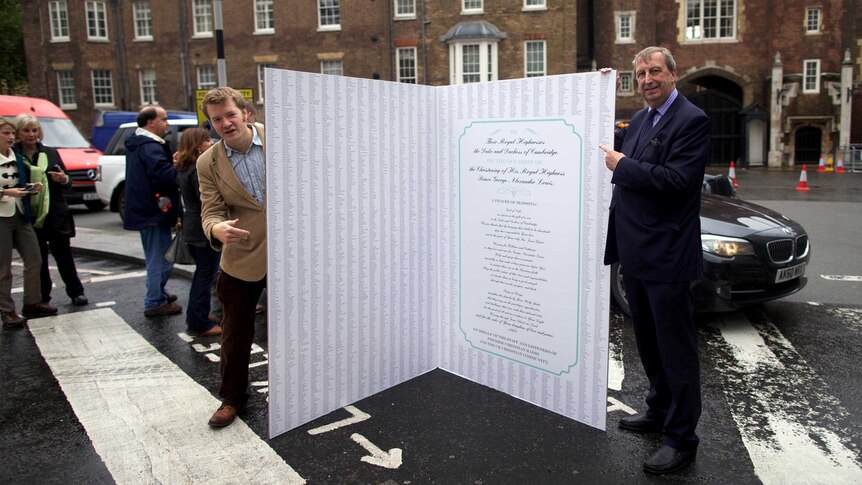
[20,1,861,166]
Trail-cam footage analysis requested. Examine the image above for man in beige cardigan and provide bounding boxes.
[197,87,267,428]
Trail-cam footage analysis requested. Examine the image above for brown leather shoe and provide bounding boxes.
[208,404,239,428]
[198,325,222,337]
[21,302,58,318]
[2,311,28,328]
[144,302,183,317]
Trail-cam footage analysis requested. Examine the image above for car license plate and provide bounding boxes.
[775,263,805,283]
[83,192,100,201]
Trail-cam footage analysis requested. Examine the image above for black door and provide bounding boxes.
[794,126,821,165]
[689,90,742,166]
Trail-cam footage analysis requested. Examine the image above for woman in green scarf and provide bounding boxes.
[13,114,88,307]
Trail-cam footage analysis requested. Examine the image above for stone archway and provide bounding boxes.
[678,71,746,166]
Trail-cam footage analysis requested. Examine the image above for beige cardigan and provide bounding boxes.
[197,125,267,282]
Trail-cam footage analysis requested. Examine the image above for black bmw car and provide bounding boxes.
[611,174,810,314]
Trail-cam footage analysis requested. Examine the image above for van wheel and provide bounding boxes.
[610,263,631,316]
[84,200,106,211]
[116,188,126,223]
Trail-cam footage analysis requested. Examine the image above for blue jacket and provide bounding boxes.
[122,133,180,230]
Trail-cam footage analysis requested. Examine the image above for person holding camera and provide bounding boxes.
[1,116,56,328]
[13,114,88,308]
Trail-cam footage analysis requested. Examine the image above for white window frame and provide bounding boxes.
[462,0,483,14]
[197,65,216,89]
[803,59,820,93]
[133,1,153,41]
[49,1,70,42]
[805,7,821,34]
[615,11,635,44]
[394,0,416,19]
[254,0,275,34]
[396,47,417,83]
[619,71,633,94]
[524,40,546,78]
[139,69,158,105]
[321,60,344,76]
[192,0,213,38]
[257,63,275,102]
[684,0,737,42]
[91,70,114,107]
[318,0,341,31]
[56,70,76,109]
[85,1,109,41]
[449,41,498,84]
[523,0,547,11]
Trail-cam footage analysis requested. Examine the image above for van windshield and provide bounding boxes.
[39,117,91,148]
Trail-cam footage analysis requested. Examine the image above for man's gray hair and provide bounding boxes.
[633,46,677,72]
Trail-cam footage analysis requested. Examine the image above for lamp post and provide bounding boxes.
[214,0,227,86]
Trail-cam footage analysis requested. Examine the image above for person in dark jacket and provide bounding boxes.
[13,114,88,307]
[175,127,221,336]
[123,106,182,317]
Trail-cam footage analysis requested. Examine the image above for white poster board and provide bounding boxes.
[265,70,616,438]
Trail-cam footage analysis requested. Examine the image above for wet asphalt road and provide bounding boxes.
[1,168,861,483]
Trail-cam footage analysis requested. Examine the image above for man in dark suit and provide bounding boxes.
[599,46,710,475]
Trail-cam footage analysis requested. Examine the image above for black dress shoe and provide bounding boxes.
[619,413,664,433]
[643,445,697,475]
[166,293,178,303]
[71,295,89,306]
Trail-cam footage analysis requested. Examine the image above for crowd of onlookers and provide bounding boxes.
[2,114,88,328]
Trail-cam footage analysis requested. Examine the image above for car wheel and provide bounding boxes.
[117,188,126,223]
[84,200,106,211]
[610,263,631,316]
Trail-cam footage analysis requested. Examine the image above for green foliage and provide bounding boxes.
[0,0,28,94]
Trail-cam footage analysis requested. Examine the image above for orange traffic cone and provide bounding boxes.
[795,164,810,191]
[728,160,740,188]
[816,154,826,172]
[836,155,846,173]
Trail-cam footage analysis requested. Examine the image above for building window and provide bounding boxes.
[803,59,820,93]
[462,0,483,14]
[449,42,497,84]
[139,69,158,105]
[197,65,216,89]
[615,12,635,43]
[619,72,633,94]
[318,0,341,30]
[48,1,70,42]
[395,0,416,18]
[192,0,213,37]
[91,70,114,106]
[56,71,76,109]
[133,1,153,40]
[805,8,821,34]
[396,47,417,83]
[321,60,343,76]
[85,1,108,40]
[524,41,546,78]
[255,0,274,33]
[257,63,275,102]
[523,0,546,11]
[685,0,736,41]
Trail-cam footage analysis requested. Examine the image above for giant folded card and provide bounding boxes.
[264,69,616,438]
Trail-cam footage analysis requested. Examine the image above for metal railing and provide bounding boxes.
[837,145,862,173]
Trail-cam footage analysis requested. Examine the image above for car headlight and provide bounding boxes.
[701,235,755,257]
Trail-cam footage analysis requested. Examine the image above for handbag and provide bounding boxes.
[165,222,195,265]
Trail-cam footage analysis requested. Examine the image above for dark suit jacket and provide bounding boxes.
[603,94,710,282]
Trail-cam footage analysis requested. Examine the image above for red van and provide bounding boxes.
[0,95,104,210]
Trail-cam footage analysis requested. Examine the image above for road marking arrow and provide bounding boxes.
[350,433,402,469]
[307,405,370,435]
